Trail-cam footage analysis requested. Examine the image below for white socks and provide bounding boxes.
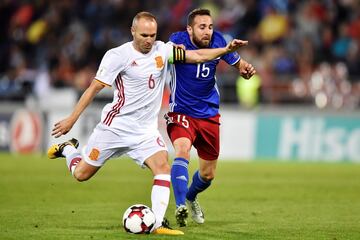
[63,145,81,174]
[151,174,171,228]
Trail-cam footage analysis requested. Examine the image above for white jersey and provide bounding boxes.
[95,41,173,135]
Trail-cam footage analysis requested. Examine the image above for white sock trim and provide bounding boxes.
[154,174,170,181]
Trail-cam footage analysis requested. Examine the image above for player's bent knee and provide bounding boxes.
[175,145,191,159]
[175,149,190,159]
[203,175,215,182]
[174,139,191,159]
[73,170,92,182]
[73,173,89,182]
[201,172,215,182]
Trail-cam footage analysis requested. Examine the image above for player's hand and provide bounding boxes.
[51,117,75,138]
[226,39,248,53]
[173,43,186,50]
[239,59,256,79]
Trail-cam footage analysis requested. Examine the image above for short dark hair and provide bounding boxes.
[132,11,156,27]
[187,8,211,26]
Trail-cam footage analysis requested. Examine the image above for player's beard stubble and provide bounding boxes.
[192,34,211,48]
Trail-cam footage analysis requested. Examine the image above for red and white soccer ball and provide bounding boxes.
[122,204,156,234]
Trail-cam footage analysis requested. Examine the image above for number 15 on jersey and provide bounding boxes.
[196,63,210,78]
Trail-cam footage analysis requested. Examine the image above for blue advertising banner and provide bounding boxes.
[256,115,360,162]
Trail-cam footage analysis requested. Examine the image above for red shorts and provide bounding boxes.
[165,112,220,160]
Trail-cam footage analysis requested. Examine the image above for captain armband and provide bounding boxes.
[169,46,186,64]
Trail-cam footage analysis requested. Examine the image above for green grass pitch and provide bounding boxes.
[0,153,359,240]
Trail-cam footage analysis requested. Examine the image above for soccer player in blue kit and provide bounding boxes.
[166,8,256,227]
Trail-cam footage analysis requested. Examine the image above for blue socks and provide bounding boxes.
[171,158,189,207]
[171,158,212,206]
[186,170,212,202]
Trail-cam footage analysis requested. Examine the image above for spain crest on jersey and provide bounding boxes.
[155,56,164,68]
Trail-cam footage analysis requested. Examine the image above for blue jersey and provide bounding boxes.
[169,31,240,118]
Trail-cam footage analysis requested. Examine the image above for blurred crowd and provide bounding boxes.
[1,0,360,109]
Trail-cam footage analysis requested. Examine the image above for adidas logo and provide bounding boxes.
[176,175,187,181]
[131,60,138,67]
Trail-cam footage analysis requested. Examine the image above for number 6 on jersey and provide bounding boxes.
[148,74,155,89]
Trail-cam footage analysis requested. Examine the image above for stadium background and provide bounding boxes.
[0,0,359,161]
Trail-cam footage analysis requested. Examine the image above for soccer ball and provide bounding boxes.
[122,204,156,234]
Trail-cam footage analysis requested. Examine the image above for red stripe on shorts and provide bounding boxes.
[153,179,170,188]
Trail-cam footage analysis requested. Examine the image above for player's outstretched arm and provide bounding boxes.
[184,39,248,63]
[51,79,105,138]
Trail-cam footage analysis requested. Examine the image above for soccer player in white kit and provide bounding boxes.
[47,11,248,235]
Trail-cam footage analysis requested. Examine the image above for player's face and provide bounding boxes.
[131,18,157,54]
[187,15,213,48]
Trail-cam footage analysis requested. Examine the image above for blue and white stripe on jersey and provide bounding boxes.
[169,64,177,112]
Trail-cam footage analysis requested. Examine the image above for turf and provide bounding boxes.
[0,153,359,240]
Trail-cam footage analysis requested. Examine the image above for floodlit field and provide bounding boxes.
[0,153,359,240]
